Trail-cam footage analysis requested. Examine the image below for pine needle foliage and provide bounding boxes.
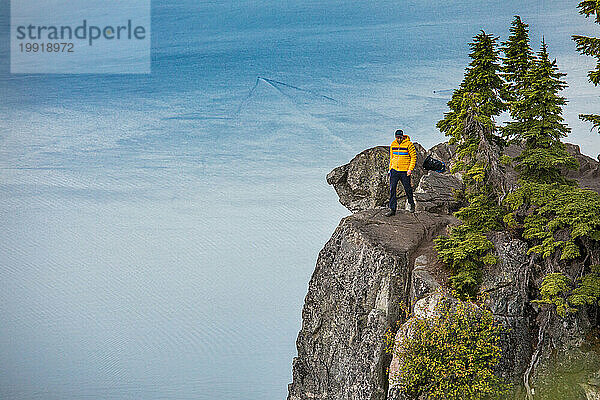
[573,1,600,131]
[501,40,592,263]
[516,181,600,317]
[435,32,505,299]
[438,31,505,140]
[501,16,534,107]
[535,266,600,317]
[435,226,499,297]
[389,301,509,400]
[497,20,600,317]
[435,106,503,298]
[504,182,600,260]
[570,265,600,307]
[534,272,574,317]
[502,41,577,184]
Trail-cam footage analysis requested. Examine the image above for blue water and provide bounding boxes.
[1,1,598,399]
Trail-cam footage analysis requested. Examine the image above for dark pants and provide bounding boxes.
[389,169,414,211]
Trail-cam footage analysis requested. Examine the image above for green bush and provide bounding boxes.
[389,301,509,400]
[504,182,600,260]
[535,265,600,317]
[434,226,498,299]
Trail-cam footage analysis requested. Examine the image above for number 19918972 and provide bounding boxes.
[19,42,74,52]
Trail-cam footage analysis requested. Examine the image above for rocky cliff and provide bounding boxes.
[288,142,600,400]
[287,209,458,400]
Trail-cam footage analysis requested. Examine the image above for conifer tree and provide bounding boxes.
[501,40,600,276]
[573,1,600,131]
[438,31,505,143]
[501,16,534,106]
[502,40,577,183]
[435,31,506,298]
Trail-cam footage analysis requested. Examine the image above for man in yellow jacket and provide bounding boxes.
[386,129,416,216]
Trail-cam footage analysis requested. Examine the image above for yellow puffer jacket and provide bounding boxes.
[389,136,417,172]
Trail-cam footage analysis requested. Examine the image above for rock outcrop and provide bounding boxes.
[325,146,392,213]
[385,231,534,400]
[482,233,533,387]
[527,235,600,400]
[566,143,600,194]
[413,173,463,214]
[327,142,463,214]
[289,142,600,400]
[287,210,458,400]
[327,142,600,216]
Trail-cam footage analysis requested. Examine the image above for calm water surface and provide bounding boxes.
[0,1,598,399]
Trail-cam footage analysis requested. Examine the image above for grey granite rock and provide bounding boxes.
[387,293,463,400]
[387,231,598,400]
[482,232,534,387]
[287,210,457,400]
[327,141,600,215]
[414,172,463,214]
[428,142,457,168]
[565,143,600,194]
[410,255,442,303]
[326,143,427,213]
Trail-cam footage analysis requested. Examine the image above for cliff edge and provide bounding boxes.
[288,142,600,400]
[288,209,457,400]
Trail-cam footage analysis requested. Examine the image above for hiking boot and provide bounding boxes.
[385,209,396,217]
[409,203,415,213]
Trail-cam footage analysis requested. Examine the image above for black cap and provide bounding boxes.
[395,129,404,137]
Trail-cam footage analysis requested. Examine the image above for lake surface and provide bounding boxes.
[1,1,598,399]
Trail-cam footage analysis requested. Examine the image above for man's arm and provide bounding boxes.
[388,144,393,172]
[407,142,417,174]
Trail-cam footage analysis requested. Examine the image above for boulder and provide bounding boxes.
[414,172,463,214]
[326,143,427,213]
[326,146,390,212]
[428,142,457,169]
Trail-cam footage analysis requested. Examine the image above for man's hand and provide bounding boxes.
[407,170,412,176]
